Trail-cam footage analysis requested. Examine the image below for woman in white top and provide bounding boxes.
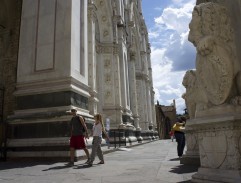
[88,113,109,166]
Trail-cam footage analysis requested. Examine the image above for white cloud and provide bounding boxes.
[151,47,186,113]
[148,0,196,113]
[154,1,193,34]
[148,31,159,39]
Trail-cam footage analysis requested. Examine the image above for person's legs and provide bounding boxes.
[180,134,186,156]
[89,137,98,165]
[96,138,104,163]
[77,135,90,163]
[174,133,182,157]
[67,136,76,166]
[70,147,75,162]
[83,148,90,163]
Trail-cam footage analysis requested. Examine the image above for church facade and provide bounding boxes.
[0,0,157,158]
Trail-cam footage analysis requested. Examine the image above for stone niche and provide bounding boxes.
[183,1,241,182]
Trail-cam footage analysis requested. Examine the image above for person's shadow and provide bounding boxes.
[42,163,91,171]
[42,164,73,171]
[73,164,92,169]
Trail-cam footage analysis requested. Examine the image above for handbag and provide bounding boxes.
[172,123,185,132]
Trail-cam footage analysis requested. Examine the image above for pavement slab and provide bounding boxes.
[0,140,198,183]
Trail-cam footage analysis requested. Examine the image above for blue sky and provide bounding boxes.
[142,0,196,114]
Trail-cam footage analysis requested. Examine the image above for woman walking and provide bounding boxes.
[172,117,186,158]
[88,113,109,166]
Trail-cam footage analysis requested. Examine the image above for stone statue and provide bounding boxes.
[182,70,208,119]
[182,70,197,119]
[188,2,241,110]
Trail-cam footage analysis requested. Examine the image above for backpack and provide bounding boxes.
[78,115,86,132]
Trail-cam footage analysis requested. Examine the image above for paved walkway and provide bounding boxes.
[0,140,198,183]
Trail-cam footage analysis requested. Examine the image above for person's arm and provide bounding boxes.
[176,122,185,126]
[102,129,110,141]
[69,121,73,136]
[79,116,89,139]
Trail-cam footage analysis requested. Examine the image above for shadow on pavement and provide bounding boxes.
[169,164,198,174]
[177,181,192,183]
[42,164,72,171]
[0,162,54,171]
[169,158,180,161]
[73,164,92,169]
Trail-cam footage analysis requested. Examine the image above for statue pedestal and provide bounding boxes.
[189,115,241,183]
[180,121,200,166]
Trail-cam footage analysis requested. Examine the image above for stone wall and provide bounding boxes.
[0,0,22,120]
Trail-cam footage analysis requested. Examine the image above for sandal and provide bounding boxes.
[87,160,93,166]
[84,158,91,164]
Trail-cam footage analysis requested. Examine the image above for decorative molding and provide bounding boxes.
[34,0,57,72]
[95,43,119,54]
[136,72,149,81]
[14,77,90,98]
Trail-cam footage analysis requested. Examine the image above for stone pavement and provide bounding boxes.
[0,140,199,183]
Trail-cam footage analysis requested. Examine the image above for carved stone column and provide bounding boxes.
[88,2,98,116]
[96,44,123,128]
[117,24,132,123]
[146,46,154,132]
[128,51,142,142]
[147,43,157,137]
[137,72,150,140]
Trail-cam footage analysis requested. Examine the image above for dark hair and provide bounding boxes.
[180,116,186,122]
[177,118,182,122]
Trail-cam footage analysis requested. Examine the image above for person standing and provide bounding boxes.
[169,130,174,142]
[88,113,109,166]
[67,109,90,166]
[172,117,186,158]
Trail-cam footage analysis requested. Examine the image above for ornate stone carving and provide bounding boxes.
[96,44,119,54]
[102,16,107,22]
[188,2,241,110]
[103,30,109,37]
[199,132,227,169]
[185,132,198,151]
[99,0,104,6]
[130,51,136,61]
[88,2,97,21]
[105,74,111,84]
[104,59,111,68]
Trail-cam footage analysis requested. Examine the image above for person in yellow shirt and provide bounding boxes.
[172,117,186,158]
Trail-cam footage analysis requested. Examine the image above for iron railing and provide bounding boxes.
[109,129,127,148]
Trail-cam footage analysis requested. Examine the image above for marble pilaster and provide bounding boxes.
[128,51,142,142]
[87,3,98,116]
